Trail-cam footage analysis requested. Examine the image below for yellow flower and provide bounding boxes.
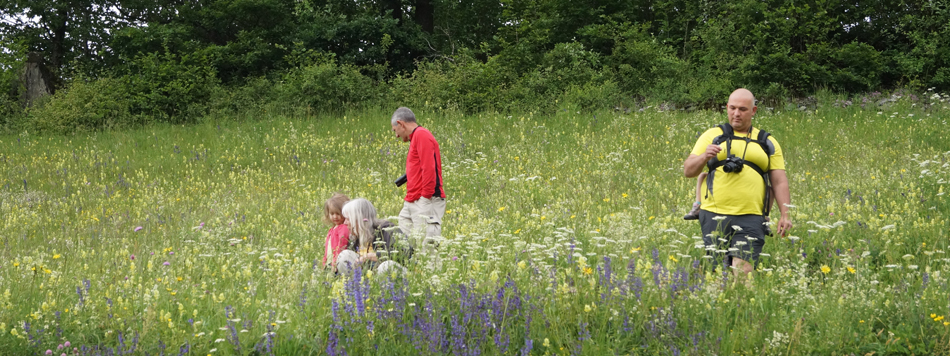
[518,261,527,270]
[936,316,946,322]
[932,314,938,318]
[668,255,678,263]
[497,207,505,212]
[52,254,61,259]
[847,266,856,274]
[12,262,18,268]
[859,320,865,323]
[648,216,655,220]
[584,304,591,313]
[622,193,628,198]
[820,265,831,274]
[583,267,593,275]
[630,247,641,253]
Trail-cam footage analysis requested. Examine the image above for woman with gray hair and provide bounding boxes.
[336,198,412,275]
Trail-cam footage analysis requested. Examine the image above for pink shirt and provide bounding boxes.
[322,224,350,268]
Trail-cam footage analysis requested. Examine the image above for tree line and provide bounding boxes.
[1,0,947,131]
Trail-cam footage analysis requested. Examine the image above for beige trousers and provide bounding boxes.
[398,196,446,245]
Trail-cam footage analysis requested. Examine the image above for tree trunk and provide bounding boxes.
[19,52,55,108]
[414,0,434,33]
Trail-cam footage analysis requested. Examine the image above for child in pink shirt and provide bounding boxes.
[322,193,350,271]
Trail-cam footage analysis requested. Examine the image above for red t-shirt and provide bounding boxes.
[405,127,445,202]
[322,224,349,267]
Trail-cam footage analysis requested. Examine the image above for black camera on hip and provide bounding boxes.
[394,174,408,187]
[721,156,744,173]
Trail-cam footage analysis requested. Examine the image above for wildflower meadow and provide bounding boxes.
[1,94,949,355]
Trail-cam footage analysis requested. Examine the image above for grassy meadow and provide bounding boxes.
[1,95,949,355]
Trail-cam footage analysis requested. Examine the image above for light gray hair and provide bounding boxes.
[342,198,382,250]
[391,107,416,126]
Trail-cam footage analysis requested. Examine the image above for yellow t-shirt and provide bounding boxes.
[690,126,785,215]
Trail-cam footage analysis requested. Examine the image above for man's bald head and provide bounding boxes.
[729,88,756,107]
[726,88,757,133]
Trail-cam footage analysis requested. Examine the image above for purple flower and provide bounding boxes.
[130,254,135,260]
[163,261,170,266]
[168,251,174,255]
[46,350,52,356]
[134,226,143,232]
[64,341,70,348]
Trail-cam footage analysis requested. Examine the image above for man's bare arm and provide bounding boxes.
[684,144,721,178]
[769,169,793,236]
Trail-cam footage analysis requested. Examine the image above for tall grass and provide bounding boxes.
[1,95,948,355]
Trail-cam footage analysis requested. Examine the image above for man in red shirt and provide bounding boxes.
[391,107,446,246]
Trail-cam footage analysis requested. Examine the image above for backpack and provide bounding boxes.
[704,123,775,216]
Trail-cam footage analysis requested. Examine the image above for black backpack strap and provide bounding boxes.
[704,124,735,199]
[756,130,773,216]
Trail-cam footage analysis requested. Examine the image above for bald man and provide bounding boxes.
[684,89,792,276]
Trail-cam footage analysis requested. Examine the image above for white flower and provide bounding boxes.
[908,265,919,270]
[214,339,226,343]
[731,225,743,231]
[881,225,896,230]
[902,254,914,260]
[787,236,800,241]
[735,241,748,246]
[759,253,770,257]
[712,216,727,221]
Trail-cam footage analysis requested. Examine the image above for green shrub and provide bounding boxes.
[206,76,276,119]
[25,77,132,132]
[833,42,883,92]
[389,53,510,113]
[509,42,608,110]
[275,57,377,114]
[121,51,220,124]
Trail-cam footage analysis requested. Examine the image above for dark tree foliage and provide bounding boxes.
[2,0,949,128]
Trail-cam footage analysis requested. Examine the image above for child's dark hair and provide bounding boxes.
[323,193,350,225]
